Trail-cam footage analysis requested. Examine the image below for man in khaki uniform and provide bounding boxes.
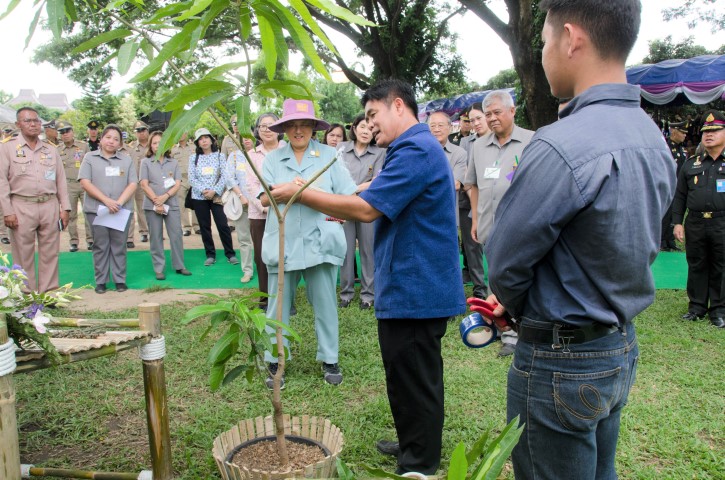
[57,121,91,252]
[43,120,59,146]
[221,115,254,157]
[171,131,198,235]
[0,125,12,244]
[0,107,71,293]
[126,120,150,247]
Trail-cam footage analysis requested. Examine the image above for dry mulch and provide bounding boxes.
[230,438,326,472]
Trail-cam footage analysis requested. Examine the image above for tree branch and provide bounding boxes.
[458,0,512,44]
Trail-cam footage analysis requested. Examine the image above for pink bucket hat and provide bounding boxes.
[269,99,330,133]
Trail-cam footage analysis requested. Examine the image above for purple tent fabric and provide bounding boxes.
[626,55,725,105]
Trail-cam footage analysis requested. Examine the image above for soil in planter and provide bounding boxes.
[231,439,326,472]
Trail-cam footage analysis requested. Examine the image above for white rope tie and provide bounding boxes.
[139,335,166,361]
[137,470,153,480]
[0,338,17,377]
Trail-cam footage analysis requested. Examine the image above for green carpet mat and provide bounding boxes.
[15,249,688,290]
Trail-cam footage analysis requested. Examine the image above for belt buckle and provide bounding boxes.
[552,324,572,353]
[704,212,713,219]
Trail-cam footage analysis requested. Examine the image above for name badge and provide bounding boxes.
[717,179,725,193]
[202,166,215,176]
[163,177,175,189]
[236,162,246,171]
[484,167,501,179]
[75,161,81,168]
[44,169,56,181]
[106,166,121,177]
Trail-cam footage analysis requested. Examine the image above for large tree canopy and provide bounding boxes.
[303,0,468,96]
[459,0,557,129]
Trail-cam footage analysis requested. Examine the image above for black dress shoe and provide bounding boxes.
[87,241,93,250]
[155,272,166,280]
[290,303,297,316]
[95,283,107,294]
[376,440,400,457]
[360,301,372,310]
[710,317,725,328]
[338,299,351,308]
[194,229,201,234]
[682,312,704,321]
[1,237,10,245]
[183,230,191,237]
[141,234,148,242]
[127,242,135,248]
[69,244,78,252]
[116,283,128,292]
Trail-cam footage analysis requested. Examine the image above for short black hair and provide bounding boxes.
[360,79,418,118]
[323,123,347,145]
[469,102,484,115]
[539,0,641,62]
[348,114,367,142]
[194,135,219,154]
[101,124,123,143]
[16,106,39,120]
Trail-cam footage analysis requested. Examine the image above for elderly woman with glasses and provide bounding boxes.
[259,99,357,388]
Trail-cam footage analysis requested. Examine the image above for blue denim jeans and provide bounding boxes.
[507,318,639,480]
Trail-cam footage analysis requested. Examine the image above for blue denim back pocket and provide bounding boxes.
[553,366,622,431]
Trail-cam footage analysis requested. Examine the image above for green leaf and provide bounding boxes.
[0,0,21,21]
[203,61,251,80]
[447,442,468,480]
[199,324,214,342]
[336,458,356,480]
[222,364,249,386]
[208,331,240,366]
[466,429,490,465]
[210,309,230,328]
[176,0,213,22]
[78,51,118,83]
[64,0,78,22]
[139,38,155,61]
[235,96,252,142]
[144,1,192,24]
[239,2,252,40]
[46,0,65,39]
[73,29,132,54]
[255,11,278,81]
[361,465,407,480]
[24,6,42,50]
[288,0,337,55]
[129,20,199,83]
[471,416,524,480]
[182,302,233,324]
[158,80,234,111]
[266,319,301,342]
[209,364,225,391]
[117,40,140,75]
[256,80,314,100]
[306,0,376,27]
[158,90,229,155]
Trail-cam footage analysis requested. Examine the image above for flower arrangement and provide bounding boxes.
[0,252,82,363]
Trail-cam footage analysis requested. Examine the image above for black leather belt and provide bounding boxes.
[518,322,619,348]
[691,210,725,219]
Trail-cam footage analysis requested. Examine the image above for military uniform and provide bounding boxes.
[127,121,151,243]
[86,120,101,151]
[0,134,71,292]
[171,140,198,233]
[57,121,92,250]
[672,110,725,327]
[661,120,689,251]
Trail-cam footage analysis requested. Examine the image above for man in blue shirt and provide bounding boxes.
[269,79,465,475]
[485,1,676,478]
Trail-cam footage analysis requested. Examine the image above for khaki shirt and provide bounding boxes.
[127,140,150,173]
[58,140,89,184]
[0,134,71,216]
[171,142,195,183]
[221,135,238,158]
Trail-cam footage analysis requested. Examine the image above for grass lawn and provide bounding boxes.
[13,288,724,479]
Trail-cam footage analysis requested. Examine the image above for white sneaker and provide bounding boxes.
[241,273,253,283]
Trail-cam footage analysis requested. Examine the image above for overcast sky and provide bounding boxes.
[1,0,723,103]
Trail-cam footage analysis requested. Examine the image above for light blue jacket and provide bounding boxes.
[261,140,356,273]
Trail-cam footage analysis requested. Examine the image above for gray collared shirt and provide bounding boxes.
[139,156,181,210]
[337,141,385,185]
[486,83,676,328]
[464,125,535,243]
[443,141,467,186]
[78,149,138,214]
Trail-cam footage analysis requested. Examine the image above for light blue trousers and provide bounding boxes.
[265,263,340,364]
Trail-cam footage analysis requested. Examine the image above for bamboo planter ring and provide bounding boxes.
[213,415,344,480]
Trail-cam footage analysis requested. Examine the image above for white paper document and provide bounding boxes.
[94,206,132,231]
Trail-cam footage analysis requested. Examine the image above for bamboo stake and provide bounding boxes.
[48,318,140,328]
[138,303,173,480]
[23,465,146,479]
[14,339,149,374]
[0,313,21,480]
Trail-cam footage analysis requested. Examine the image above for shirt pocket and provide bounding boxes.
[316,217,346,259]
[686,172,706,189]
[12,157,31,176]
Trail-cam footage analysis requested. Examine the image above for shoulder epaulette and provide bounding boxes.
[1,136,12,143]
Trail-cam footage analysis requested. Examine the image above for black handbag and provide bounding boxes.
[185,153,200,210]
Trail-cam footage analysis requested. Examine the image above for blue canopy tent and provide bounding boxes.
[626,54,725,106]
[416,88,516,122]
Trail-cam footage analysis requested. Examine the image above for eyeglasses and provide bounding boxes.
[20,119,42,124]
[231,122,237,127]
[134,128,148,132]
[258,124,274,131]
[285,121,315,129]
[428,123,448,129]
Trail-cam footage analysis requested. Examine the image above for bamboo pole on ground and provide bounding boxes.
[0,313,21,480]
[23,465,149,479]
[138,303,173,480]
[14,339,149,374]
[48,317,140,328]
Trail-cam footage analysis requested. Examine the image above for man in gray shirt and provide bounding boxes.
[464,90,534,356]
